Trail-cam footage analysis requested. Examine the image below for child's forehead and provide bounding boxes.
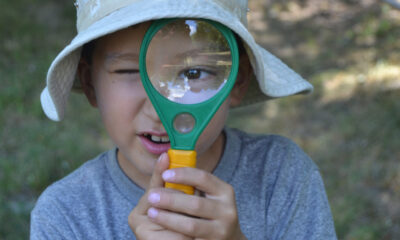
[105,21,151,40]
[94,21,152,52]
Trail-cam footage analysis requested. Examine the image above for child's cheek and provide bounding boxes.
[195,98,230,154]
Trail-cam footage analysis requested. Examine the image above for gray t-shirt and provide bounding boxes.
[30,128,337,239]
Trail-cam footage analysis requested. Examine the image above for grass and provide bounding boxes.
[230,1,400,239]
[0,1,110,238]
[1,0,399,239]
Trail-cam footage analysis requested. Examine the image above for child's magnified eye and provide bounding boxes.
[185,69,202,79]
[179,68,215,81]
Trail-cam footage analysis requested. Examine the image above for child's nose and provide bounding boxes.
[142,97,161,123]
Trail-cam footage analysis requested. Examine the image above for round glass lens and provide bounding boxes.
[146,19,232,104]
[173,113,196,134]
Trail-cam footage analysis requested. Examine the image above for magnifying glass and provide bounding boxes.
[139,18,239,194]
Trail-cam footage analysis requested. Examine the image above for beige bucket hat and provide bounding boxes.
[40,0,313,121]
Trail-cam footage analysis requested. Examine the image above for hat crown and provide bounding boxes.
[75,0,248,32]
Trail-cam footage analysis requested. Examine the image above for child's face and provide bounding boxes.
[79,22,249,186]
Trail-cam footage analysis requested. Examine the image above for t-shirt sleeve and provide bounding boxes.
[265,139,337,240]
[30,189,76,240]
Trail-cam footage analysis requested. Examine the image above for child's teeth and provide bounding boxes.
[161,136,169,143]
[151,135,161,142]
[144,133,169,143]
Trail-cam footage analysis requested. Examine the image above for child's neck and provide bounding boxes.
[196,131,226,174]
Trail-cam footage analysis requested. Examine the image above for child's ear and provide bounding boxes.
[229,52,252,107]
[77,59,98,107]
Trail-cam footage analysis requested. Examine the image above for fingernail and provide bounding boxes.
[157,153,165,163]
[162,170,175,181]
[148,207,158,218]
[148,193,160,204]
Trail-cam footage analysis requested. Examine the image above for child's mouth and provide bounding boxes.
[139,133,171,155]
[142,133,170,144]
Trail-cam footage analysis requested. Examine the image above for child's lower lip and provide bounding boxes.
[139,135,170,155]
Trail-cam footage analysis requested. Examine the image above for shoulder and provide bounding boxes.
[31,149,140,239]
[30,150,114,238]
[227,127,317,174]
[226,127,321,203]
[43,150,109,197]
[226,128,337,239]
[31,150,111,217]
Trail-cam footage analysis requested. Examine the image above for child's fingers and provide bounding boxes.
[147,207,216,239]
[144,230,192,240]
[134,153,169,215]
[162,167,233,198]
[147,189,221,219]
[129,206,193,240]
[143,167,245,240]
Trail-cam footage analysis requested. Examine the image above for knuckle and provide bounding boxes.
[128,209,137,227]
[159,191,172,207]
[214,223,229,239]
[190,198,203,212]
[134,224,147,239]
[184,221,198,234]
[197,170,209,183]
[225,184,235,197]
[224,208,238,222]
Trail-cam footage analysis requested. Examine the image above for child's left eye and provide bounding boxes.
[114,69,139,74]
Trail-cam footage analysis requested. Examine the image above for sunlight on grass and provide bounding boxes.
[320,61,400,103]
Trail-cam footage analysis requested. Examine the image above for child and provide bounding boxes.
[31,0,337,239]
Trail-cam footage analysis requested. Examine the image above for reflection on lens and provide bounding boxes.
[146,19,232,104]
[174,113,196,134]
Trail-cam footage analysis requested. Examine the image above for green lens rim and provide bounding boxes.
[139,18,239,150]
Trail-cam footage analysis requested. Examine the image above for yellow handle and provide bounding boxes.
[165,149,196,195]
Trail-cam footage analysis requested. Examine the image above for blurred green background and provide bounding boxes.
[1,0,399,239]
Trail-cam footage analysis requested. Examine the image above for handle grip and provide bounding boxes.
[165,149,196,194]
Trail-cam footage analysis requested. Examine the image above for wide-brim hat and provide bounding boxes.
[40,0,313,121]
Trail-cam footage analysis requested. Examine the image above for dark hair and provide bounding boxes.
[234,33,246,56]
[81,40,97,65]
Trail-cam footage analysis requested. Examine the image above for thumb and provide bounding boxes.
[148,152,170,189]
[134,152,170,215]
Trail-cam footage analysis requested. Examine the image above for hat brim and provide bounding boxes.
[42,0,313,121]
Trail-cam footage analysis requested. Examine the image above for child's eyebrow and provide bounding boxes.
[105,52,140,63]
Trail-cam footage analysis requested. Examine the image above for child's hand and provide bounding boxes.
[128,153,192,240]
[145,158,248,240]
